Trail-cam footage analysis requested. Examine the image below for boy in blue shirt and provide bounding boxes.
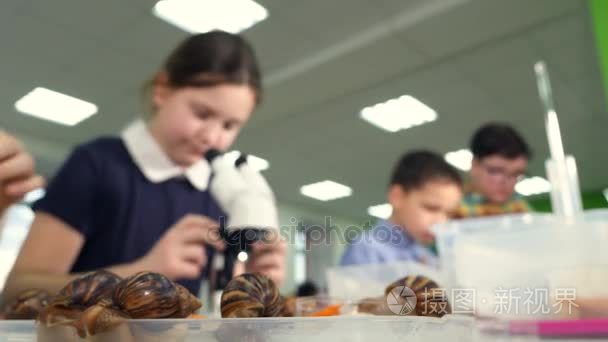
[341,150,462,267]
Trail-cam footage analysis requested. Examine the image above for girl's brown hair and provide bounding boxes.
[145,30,262,113]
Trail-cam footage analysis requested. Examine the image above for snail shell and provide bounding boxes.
[356,296,389,316]
[3,289,52,319]
[173,282,203,318]
[279,296,296,317]
[76,272,201,337]
[112,271,201,319]
[77,299,130,337]
[384,275,451,317]
[221,273,283,318]
[39,270,122,326]
[384,275,440,296]
[53,270,122,309]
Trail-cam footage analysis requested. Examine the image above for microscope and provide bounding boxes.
[205,150,279,314]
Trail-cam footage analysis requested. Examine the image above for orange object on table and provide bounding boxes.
[188,313,206,319]
[309,304,342,317]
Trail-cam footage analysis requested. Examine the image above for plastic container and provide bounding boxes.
[5,316,606,341]
[326,261,444,301]
[0,315,475,342]
[433,211,608,319]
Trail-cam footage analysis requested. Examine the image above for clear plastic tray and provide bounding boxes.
[3,316,606,341]
[0,316,475,342]
[433,211,608,319]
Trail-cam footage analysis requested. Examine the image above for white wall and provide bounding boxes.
[276,201,372,294]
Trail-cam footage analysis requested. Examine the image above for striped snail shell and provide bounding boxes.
[76,272,201,337]
[174,282,203,318]
[39,270,122,326]
[52,270,122,309]
[221,273,283,318]
[384,275,440,295]
[3,289,52,319]
[384,275,451,317]
[112,271,201,318]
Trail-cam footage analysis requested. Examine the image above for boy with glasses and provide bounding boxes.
[453,123,532,218]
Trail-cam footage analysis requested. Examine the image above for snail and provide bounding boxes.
[2,289,52,319]
[356,296,389,316]
[78,271,202,336]
[220,273,284,318]
[383,275,451,318]
[37,270,201,337]
[279,295,296,317]
[355,275,451,317]
[39,269,122,325]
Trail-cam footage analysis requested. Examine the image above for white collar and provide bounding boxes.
[121,119,210,191]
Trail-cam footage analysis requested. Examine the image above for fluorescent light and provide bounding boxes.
[445,149,473,171]
[300,180,352,201]
[515,176,552,196]
[153,0,268,34]
[360,95,437,132]
[224,150,269,171]
[15,87,98,126]
[23,188,46,204]
[367,203,392,219]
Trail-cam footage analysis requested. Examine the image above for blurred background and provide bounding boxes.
[0,0,606,294]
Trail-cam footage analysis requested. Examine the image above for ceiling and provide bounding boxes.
[0,0,605,222]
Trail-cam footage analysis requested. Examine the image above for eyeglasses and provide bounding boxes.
[480,162,526,183]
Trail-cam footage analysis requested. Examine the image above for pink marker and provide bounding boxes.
[508,319,608,337]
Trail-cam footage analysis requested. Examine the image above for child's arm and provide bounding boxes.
[0,131,45,216]
[2,212,143,305]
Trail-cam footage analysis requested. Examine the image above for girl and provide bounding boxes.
[3,31,286,303]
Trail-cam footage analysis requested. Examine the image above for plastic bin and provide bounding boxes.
[433,211,608,319]
[3,316,606,341]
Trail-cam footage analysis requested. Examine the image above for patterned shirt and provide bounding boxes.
[452,190,531,219]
